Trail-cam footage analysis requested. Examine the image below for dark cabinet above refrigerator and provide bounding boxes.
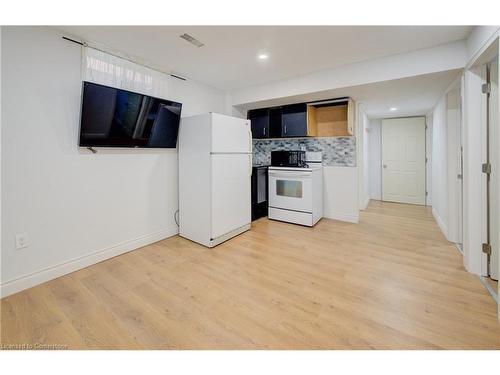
[248,108,269,139]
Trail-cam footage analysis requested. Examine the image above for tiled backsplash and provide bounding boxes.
[252,137,356,167]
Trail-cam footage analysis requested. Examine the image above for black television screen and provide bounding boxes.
[79,81,182,148]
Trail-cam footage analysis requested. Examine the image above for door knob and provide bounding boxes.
[383,164,387,169]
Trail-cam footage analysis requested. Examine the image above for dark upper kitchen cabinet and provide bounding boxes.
[248,97,354,139]
[247,107,283,139]
[248,108,269,138]
[268,107,283,138]
[281,103,307,137]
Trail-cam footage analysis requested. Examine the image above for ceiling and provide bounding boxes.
[354,71,460,118]
[56,26,472,90]
[240,69,461,119]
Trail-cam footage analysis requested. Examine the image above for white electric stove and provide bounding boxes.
[268,152,323,226]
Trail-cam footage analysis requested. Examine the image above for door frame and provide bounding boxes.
[461,29,500,321]
[462,38,499,278]
[380,115,427,206]
[462,65,489,276]
[487,58,499,281]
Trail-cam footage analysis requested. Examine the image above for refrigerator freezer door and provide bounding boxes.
[211,153,252,239]
[211,113,252,153]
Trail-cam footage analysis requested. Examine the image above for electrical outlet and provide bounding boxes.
[15,233,28,250]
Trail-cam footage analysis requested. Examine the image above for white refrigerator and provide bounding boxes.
[178,113,252,247]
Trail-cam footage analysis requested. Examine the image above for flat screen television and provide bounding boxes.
[79,81,182,148]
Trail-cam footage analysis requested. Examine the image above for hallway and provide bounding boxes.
[1,201,499,349]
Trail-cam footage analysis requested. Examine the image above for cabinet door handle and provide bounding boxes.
[284,124,287,135]
[263,127,266,136]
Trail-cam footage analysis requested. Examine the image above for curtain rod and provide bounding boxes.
[62,36,187,81]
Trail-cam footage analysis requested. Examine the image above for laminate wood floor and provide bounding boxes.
[1,200,499,349]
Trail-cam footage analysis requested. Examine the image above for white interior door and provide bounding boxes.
[489,59,499,280]
[382,117,426,205]
[211,154,251,239]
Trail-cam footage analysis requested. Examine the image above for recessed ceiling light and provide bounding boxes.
[258,53,269,60]
[390,107,397,111]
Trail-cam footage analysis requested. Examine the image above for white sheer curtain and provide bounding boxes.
[82,47,170,99]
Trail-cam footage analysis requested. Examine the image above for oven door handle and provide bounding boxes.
[269,171,311,178]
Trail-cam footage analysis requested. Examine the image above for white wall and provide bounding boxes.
[425,114,433,206]
[429,76,463,244]
[431,95,449,238]
[368,119,382,200]
[0,26,3,288]
[1,26,225,297]
[445,86,462,244]
[323,166,359,223]
[359,109,370,209]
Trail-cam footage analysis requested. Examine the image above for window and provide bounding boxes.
[82,47,170,99]
[276,180,302,198]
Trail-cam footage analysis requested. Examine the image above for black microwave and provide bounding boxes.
[271,150,306,167]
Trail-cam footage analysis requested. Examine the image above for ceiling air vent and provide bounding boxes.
[179,33,204,48]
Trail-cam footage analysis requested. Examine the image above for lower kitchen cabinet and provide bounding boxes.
[251,165,268,220]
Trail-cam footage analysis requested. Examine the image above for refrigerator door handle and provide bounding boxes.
[248,129,252,152]
[249,154,252,176]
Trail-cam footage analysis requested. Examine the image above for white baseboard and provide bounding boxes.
[432,208,449,240]
[324,211,359,224]
[360,196,370,211]
[0,227,179,298]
